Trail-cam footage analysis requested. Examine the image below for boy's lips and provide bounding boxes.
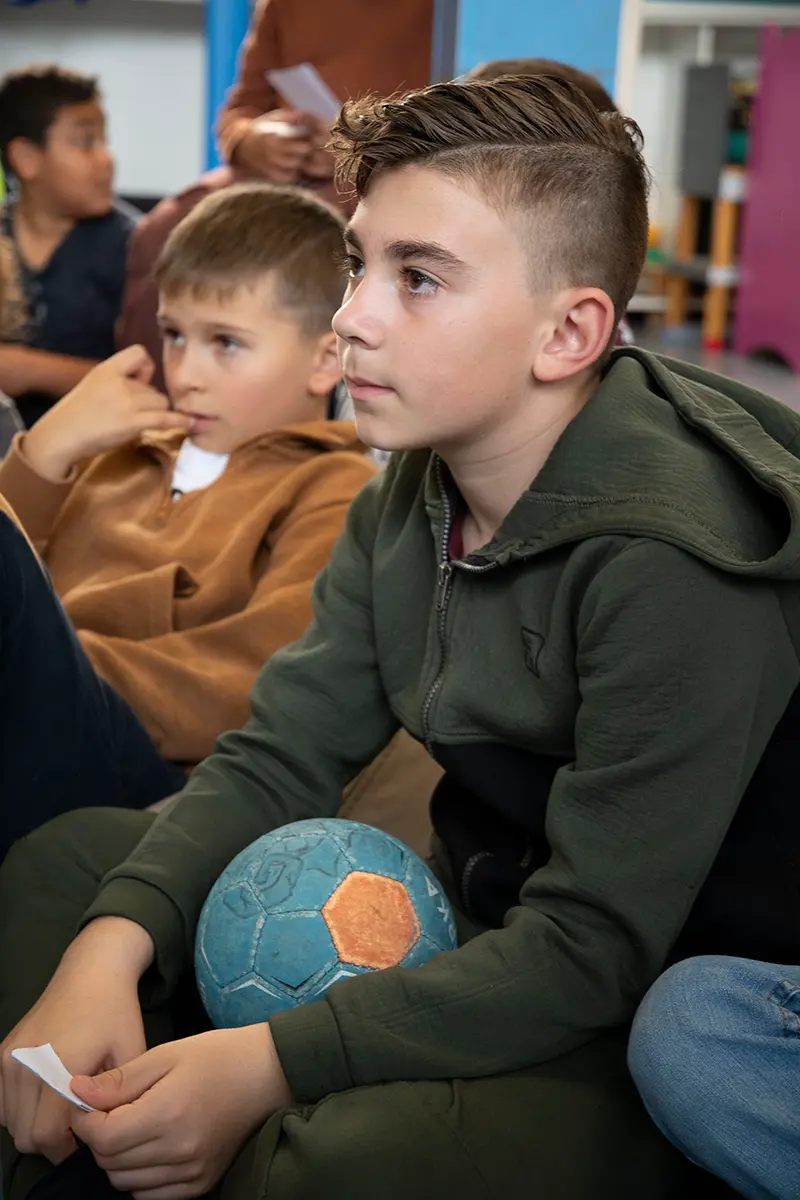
[345,376,394,401]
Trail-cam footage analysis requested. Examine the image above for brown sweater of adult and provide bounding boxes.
[218,0,434,165]
[0,422,374,765]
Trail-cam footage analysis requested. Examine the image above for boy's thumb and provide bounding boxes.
[71,1055,165,1112]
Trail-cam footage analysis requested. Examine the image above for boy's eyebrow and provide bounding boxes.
[384,239,472,275]
[343,227,472,275]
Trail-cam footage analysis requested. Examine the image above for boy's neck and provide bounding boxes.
[444,376,597,555]
[13,191,76,269]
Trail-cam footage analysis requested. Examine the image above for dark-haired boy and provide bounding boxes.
[0,65,137,426]
[2,73,798,1200]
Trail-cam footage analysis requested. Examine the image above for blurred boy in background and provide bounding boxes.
[0,65,137,427]
[0,234,23,453]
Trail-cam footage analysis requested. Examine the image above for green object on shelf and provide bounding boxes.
[728,130,749,164]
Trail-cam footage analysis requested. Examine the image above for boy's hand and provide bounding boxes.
[71,1024,292,1198]
[0,917,152,1165]
[24,345,189,483]
[235,109,313,183]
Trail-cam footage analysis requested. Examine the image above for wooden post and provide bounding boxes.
[665,195,700,326]
[702,167,745,350]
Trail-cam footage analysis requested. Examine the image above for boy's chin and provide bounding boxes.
[188,429,229,454]
[76,194,114,219]
[354,416,425,455]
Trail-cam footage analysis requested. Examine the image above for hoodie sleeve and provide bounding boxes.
[80,464,403,996]
[0,434,75,552]
[263,539,799,1102]
[216,0,283,165]
[79,453,377,764]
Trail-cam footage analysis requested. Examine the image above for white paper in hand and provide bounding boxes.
[11,1044,95,1112]
[266,64,341,122]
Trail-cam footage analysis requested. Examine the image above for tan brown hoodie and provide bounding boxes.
[0,421,374,764]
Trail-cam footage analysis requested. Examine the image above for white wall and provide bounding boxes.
[0,0,206,199]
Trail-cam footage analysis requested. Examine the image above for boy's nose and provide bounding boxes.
[168,349,205,398]
[332,286,383,349]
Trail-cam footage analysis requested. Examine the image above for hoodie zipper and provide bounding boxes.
[420,458,499,754]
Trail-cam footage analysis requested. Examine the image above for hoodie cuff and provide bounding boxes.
[0,433,75,545]
[268,999,353,1104]
[79,876,189,1006]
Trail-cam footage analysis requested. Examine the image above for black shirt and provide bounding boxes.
[1,199,138,427]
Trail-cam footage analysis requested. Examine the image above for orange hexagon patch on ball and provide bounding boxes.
[322,871,420,969]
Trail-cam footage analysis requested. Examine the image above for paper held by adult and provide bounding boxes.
[266,64,342,122]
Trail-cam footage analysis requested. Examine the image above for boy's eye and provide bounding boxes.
[72,134,103,151]
[214,335,240,353]
[402,267,439,297]
[342,253,365,280]
[161,327,184,347]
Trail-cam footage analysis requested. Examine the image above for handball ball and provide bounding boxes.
[195,818,457,1028]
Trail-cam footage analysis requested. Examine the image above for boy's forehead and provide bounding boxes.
[348,165,520,262]
[158,275,280,321]
[50,100,105,132]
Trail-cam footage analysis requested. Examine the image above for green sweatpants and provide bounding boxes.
[0,808,725,1200]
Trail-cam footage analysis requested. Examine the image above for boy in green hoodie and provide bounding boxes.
[0,73,797,1200]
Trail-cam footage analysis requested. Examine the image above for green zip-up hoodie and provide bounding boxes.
[84,347,800,1101]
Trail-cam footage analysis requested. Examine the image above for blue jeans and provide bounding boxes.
[628,955,800,1200]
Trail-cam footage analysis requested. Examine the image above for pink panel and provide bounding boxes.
[734,27,800,371]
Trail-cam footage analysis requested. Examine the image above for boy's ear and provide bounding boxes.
[532,288,616,383]
[6,138,44,184]
[306,330,342,397]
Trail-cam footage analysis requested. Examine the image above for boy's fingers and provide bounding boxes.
[31,1089,77,1165]
[9,1072,45,1152]
[106,1161,191,1195]
[144,412,191,433]
[93,1134,169,1172]
[110,344,155,380]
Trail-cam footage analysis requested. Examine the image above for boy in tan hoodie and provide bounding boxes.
[0,183,375,767]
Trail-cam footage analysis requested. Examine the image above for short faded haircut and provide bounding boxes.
[155,183,347,337]
[332,75,649,326]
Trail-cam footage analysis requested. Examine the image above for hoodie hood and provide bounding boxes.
[480,347,800,580]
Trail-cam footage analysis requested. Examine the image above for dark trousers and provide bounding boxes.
[0,509,183,862]
[0,807,738,1200]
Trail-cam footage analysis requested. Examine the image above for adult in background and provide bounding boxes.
[118,0,433,390]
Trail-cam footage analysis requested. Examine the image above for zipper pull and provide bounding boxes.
[436,559,453,611]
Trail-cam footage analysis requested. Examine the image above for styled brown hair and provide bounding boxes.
[465,59,616,115]
[155,183,347,336]
[332,75,649,324]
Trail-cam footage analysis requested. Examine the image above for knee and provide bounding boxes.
[628,957,738,1125]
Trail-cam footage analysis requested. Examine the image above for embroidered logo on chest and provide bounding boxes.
[521,627,545,676]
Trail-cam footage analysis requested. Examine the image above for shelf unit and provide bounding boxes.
[617,1,800,114]
[644,3,800,26]
[616,0,800,328]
